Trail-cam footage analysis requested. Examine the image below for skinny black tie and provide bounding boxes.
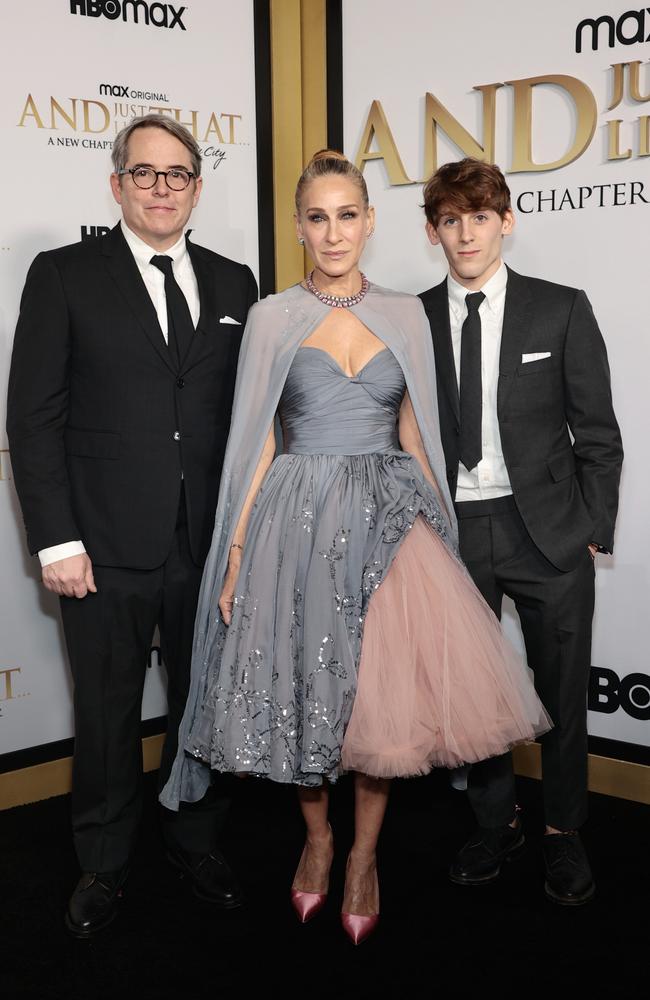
[150,255,195,369]
[459,291,485,472]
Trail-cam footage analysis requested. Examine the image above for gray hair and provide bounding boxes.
[111,114,202,177]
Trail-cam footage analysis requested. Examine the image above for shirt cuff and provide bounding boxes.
[38,541,86,567]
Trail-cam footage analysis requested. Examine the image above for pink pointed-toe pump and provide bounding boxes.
[290,826,334,923]
[341,911,380,945]
[341,856,380,945]
[290,887,328,923]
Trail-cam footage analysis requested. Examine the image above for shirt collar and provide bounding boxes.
[120,220,188,271]
[447,260,508,317]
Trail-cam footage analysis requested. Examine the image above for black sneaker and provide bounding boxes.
[543,832,595,905]
[449,817,524,885]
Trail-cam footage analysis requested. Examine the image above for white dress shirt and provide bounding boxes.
[39,221,199,567]
[447,261,513,502]
[121,220,200,336]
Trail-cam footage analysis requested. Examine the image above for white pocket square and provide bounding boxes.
[219,315,241,325]
[522,351,551,363]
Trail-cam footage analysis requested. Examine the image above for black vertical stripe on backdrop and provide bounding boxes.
[326,0,344,152]
[253,0,275,297]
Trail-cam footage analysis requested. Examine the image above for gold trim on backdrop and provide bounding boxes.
[0,735,164,811]
[513,743,650,806]
[1,742,648,810]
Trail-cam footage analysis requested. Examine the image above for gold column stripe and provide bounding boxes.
[300,0,327,166]
[299,0,327,277]
[269,0,328,289]
[270,0,305,291]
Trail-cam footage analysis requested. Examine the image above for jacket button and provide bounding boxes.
[173,431,181,441]
[176,377,185,388]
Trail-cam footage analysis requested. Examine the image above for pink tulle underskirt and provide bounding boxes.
[341,518,552,777]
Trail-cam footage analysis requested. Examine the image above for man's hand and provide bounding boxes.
[588,543,598,560]
[42,553,97,599]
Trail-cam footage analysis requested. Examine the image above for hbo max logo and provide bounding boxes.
[588,667,650,720]
[70,1,187,30]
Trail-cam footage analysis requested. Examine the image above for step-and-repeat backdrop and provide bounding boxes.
[0,0,259,756]
[343,0,649,750]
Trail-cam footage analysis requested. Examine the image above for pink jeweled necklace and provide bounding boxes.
[305,269,369,308]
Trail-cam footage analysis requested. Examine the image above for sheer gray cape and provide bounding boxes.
[160,281,458,809]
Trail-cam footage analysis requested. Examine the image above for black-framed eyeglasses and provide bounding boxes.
[117,166,195,191]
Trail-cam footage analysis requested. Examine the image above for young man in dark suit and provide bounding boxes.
[7,115,258,935]
[418,158,622,904]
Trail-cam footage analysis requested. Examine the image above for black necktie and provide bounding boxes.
[459,290,485,473]
[150,255,195,369]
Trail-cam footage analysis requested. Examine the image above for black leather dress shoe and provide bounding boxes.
[543,832,595,905]
[167,848,243,908]
[449,817,525,885]
[64,868,128,938]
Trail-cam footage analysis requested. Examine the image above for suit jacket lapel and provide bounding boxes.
[498,266,532,413]
[422,279,460,425]
[101,224,177,376]
[182,237,223,374]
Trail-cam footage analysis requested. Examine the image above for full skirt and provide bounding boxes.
[185,451,550,785]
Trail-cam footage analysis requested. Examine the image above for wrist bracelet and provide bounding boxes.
[230,543,243,551]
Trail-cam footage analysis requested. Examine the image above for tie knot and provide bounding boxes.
[150,254,174,277]
[465,291,485,313]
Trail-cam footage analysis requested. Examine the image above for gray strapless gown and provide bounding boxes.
[185,346,451,784]
[185,345,551,785]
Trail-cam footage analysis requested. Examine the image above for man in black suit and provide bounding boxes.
[7,115,257,935]
[419,158,622,904]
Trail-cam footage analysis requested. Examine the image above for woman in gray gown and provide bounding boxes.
[161,151,550,944]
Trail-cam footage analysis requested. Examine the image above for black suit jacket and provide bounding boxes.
[7,224,258,569]
[419,267,623,571]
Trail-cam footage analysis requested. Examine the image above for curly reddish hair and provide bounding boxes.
[422,158,511,227]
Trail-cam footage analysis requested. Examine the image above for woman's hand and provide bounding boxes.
[219,553,241,625]
[217,423,276,626]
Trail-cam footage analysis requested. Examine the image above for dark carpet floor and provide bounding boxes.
[1,770,648,1000]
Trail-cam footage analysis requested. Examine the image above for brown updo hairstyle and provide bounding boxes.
[295,149,369,213]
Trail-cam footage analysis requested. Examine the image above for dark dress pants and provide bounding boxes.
[457,496,595,832]
[60,489,228,872]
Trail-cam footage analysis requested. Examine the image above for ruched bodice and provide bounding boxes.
[280,347,403,455]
